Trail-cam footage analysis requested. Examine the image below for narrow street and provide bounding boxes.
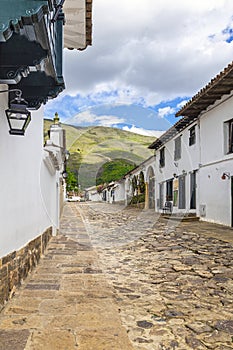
[0,202,233,349]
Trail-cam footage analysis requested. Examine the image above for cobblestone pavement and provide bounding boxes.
[0,202,233,350]
[78,202,233,350]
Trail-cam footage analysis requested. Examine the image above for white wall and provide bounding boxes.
[199,95,233,226]
[199,164,232,225]
[149,93,233,225]
[200,96,233,164]
[0,85,61,257]
[114,182,125,203]
[154,121,200,213]
[88,190,102,202]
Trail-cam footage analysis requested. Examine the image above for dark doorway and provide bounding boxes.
[190,171,196,209]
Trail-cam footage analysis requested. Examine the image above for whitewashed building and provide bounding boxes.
[0,1,92,307]
[123,156,156,209]
[101,180,126,204]
[112,179,125,204]
[85,186,102,202]
[124,164,144,206]
[148,61,233,227]
[149,117,199,216]
[0,105,66,306]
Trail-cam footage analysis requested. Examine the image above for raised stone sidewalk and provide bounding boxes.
[0,203,133,350]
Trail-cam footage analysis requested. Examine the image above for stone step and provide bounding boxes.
[161,214,200,222]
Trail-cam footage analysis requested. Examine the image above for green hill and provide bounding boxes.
[44,120,155,189]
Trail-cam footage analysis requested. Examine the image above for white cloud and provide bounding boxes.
[122,125,165,138]
[158,107,176,119]
[96,115,125,127]
[68,110,125,127]
[62,0,233,109]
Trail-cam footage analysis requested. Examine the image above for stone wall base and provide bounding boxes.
[0,227,52,310]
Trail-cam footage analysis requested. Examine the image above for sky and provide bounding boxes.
[44,0,233,136]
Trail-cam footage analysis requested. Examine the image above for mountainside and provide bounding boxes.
[44,120,155,189]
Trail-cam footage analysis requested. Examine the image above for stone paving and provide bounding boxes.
[0,202,233,349]
[78,202,233,350]
[0,203,133,350]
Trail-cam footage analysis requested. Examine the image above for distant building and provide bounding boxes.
[85,186,102,202]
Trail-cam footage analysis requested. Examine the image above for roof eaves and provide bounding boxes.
[148,116,197,150]
[176,61,233,118]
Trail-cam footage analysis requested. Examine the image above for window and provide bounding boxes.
[174,136,181,160]
[224,119,233,154]
[228,119,233,153]
[166,179,173,201]
[189,125,196,146]
[159,147,165,167]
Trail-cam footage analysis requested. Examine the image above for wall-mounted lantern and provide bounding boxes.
[221,172,230,180]
[6,91,31,136]
[1,89,31,136]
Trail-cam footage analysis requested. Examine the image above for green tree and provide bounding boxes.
[138,171,145,194]
[66,168,78,193]
[96,159,134,185]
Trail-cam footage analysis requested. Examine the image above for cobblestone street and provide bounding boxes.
[1,202,233,349]
[78,203,233,350]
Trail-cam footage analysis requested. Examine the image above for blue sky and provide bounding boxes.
[44,91,187,134]
[45,0,233,136]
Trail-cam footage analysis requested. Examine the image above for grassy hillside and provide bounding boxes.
[96,159,135,186]
[44,120,155,189]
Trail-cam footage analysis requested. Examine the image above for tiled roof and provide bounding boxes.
[123,156,155,177]
[176,61,233,118]
[150,60,233,150]
[148,116,197,150]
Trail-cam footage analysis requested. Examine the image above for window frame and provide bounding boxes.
[228,119,233,154]
[166,179,173,201]
[159,147,165,167]
[224,118,233,154]
[190,170,197,209]
[189,125,196,146]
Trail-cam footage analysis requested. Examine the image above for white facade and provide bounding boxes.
[198,94,233,226]
[124,166,143,205]
[85,186,102,202]
[113,63,233,227]
[113,180,125,204]
[153,120,200,214]
[89,87,233,227]
[0,86,65,258]
[146,65,233,227]
[102,181,126,204]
